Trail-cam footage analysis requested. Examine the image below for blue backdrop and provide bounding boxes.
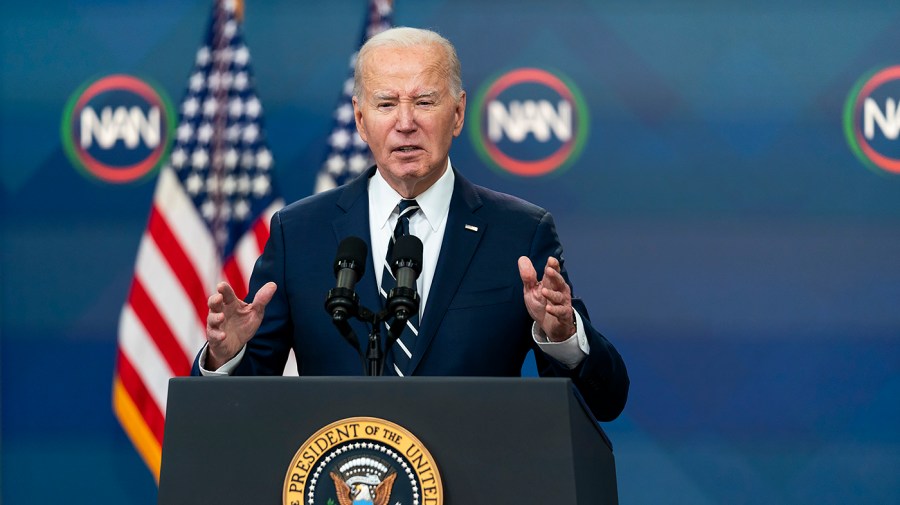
[2,1,899,503]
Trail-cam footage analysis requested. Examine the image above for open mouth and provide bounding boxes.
[395,145,421,153]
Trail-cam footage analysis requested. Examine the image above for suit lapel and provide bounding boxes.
[331,167,379,318]
[407,171,485,375]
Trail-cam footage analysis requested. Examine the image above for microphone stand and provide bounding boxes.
[363,307,383,377]
[329,302,406,377]
[326,236,421,376]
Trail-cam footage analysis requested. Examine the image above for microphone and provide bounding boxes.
[325,236,367,322]
[387,234,423,323]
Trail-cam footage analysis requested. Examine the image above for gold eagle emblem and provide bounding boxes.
[330,471,397,505]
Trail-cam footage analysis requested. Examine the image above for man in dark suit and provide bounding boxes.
[194,27,628,421]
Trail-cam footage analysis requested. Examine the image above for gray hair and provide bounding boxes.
[353,27,463,103]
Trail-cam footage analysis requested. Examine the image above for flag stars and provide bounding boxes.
[342,77,354,96]
[176,122,194,143]
[195,46,211,66]
[191,147,209,169]
[234,199,250,220]
[233,45,250,67]
[252,174,271,196]
[202,96,218,117]
[224,148,239,170]
[185,172,203,195]
[326,154,346,174]
[189,72,205,92]
[226,124,241,142]
[201,199,232,224]
[244,97,261,118]
[205,173,222,195]
[213,47,234,65]
[349,153,370,173]
[201,199,216,220]
[374,0,392,16]
[208,71,234,92]
[208,72,222,91]
[237,174,251,195]
[182,97,200,117]
[233,71,249,91]
[169,7,281,239]
[170,148,188,169]
[256,148,273,170]
[222,21,237,41]
[242,123,259,143]
[329,128,351,150]
[222,175,237,195]
[197,122,214,144]
[228,97,244,118]
[241,151,256,169]
[335,103,354,124]
[220,71,234,90]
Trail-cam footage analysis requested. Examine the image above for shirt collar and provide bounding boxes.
[369,159,455,232]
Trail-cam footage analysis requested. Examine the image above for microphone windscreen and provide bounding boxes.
[334,236,367,277]
[392,235,423,274]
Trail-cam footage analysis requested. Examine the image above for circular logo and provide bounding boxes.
[843,65,900,175]
[470,68,589,177]
[283,417,443,505]
[61,74,175,183]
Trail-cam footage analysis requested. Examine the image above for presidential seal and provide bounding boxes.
[283,417,443,505]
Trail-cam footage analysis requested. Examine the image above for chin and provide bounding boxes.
[386,162,429,180]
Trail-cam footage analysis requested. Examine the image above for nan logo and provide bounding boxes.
[61,74,175,183]
[470,68,589,177]
[844,65,900,175]
[283,417,443,505]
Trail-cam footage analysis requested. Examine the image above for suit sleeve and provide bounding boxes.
[528,211,630,422]
[190,210,295,376]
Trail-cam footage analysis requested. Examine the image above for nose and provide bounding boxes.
[395,102,416,132]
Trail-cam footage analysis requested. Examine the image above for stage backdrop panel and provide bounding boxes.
[2,1,899,504]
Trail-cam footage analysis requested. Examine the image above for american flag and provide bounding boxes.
[112,0,283,481]
[314,0,393,193]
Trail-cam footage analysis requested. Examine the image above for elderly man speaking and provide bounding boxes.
[194,27,628,422]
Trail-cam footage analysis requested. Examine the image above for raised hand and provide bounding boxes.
[205,281,277,369]
[518,256,576,342]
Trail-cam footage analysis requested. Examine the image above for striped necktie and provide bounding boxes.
[382,199,420,375]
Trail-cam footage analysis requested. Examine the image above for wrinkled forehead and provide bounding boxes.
[359,44,451,98]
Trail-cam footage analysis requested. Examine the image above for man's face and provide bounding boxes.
[353,43,466,197]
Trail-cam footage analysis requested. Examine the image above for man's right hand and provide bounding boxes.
[205,281,277,370]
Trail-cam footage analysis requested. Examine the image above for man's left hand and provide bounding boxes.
[518,256,577,342]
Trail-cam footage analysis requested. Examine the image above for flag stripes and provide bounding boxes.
[113,0,282,481]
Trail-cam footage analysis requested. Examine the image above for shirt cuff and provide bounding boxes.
[198,343,247,376]
[532,311,590,369]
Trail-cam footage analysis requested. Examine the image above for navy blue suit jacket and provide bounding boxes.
[192,167,628,421]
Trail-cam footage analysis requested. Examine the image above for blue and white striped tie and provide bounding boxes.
[381,199,420,376]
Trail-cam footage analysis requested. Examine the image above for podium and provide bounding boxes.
[158,377,618,504]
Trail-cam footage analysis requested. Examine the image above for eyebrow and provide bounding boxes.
[371,90,439,101]
[372,91,398,101]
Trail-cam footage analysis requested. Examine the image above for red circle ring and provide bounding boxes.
[854,66,900,174]
[72,74,169,183]
[481,68,578,177]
